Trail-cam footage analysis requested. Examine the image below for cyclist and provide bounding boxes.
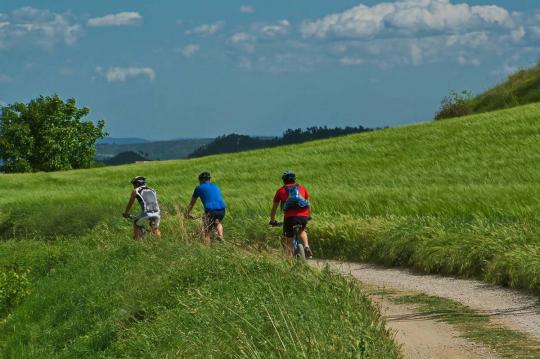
[269,170,313,259]
[185,172,226,243]
[123,176,161,240]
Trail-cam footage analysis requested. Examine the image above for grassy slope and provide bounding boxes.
[468,62,540,114]
[0,232,399,357]
[0,102,538,355]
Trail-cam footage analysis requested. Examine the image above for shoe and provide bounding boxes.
[305,246,313,259]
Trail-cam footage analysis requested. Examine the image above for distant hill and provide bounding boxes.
[105,151,149,166]
[97,137,149,145]
[96,138,212,161]
[435,61,540,120]
[189,126,374,158]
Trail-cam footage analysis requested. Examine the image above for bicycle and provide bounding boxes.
[187,214,224,243]
[123,213,158,239]
[270,221,306,261]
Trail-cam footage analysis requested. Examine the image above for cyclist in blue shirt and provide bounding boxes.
[185,172,226,242]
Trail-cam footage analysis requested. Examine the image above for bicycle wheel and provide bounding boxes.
[295,243,306,261]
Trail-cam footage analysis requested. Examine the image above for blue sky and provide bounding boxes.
[1,0,539,139]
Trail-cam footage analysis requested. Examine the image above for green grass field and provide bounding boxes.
[1,102,539,356]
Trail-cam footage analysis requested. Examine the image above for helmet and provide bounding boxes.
[198,171,211,181]
[131,176,146,187]
[281,170,296,183]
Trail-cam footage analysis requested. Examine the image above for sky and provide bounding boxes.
[1,0,539,140]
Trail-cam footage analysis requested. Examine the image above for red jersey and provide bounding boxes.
[273,184,310,218]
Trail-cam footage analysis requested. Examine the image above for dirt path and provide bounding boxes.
[311,260,540,358]
[372,294,500,359]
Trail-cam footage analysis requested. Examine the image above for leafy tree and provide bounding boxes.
[0,95,106,173]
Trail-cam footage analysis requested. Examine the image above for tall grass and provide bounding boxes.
[0,102,539,355]
[0,226,399,357]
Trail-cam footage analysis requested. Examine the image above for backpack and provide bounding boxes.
[283,185,309,211]
[136,187,160,213]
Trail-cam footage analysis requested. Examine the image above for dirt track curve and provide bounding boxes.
[312,260,540,358]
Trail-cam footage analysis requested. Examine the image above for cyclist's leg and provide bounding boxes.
[133,222,144,240]
[202,213,212,244]
[213,210,225,240]
[283,218,295,256]
[300,229,309,247]
[297,217,312,258]
[150,215,161,237]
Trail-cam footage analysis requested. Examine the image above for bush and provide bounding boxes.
[434,90,473,120]
[0,269,30,315]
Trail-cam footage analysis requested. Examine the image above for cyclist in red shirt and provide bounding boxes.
[269,171,313,259]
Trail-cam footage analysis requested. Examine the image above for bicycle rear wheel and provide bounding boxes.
[295,243,306,261]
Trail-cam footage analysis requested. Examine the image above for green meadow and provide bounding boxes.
[1,102,539,356]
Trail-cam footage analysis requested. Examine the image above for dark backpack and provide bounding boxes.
[283,185,309,211]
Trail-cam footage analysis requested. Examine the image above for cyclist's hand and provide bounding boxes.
[122,212,130,219]
[269,220,279,227]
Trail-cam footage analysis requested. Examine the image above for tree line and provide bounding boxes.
[188,125,374,158]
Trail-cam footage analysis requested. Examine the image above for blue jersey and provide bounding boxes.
[193,182,226,211]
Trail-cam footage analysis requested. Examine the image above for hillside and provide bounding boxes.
[436,61,540,119]
[469,62,540,113]
[1,103,539,356]
[96,138,212,161]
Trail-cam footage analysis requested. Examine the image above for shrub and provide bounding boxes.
[434,90,473,120]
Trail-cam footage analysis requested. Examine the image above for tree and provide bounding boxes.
[434,90,473,120]
[0,95,106,173]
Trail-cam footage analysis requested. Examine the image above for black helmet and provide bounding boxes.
[198,171,211,181]
[281,170,296,183]
[131,176,146,187]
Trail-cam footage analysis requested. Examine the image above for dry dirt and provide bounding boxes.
[312,260,540,358]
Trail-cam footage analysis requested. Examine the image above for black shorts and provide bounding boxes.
[283,216,308,238]
[204,209,225,227]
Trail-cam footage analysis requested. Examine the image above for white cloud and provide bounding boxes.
[445,31,489,47]
[339,57,364,65]
[87,12,142,27]
[301,0,512,39]
[181,44,200,57]
[1,7,82,47]
[231,32,255,44]
[186,21,223,36]
[257,20,290,38]
[96,66,155,82]
[511,26,526,42]
[240,5,256,14]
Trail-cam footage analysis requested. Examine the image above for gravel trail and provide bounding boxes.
[313,260,540,340]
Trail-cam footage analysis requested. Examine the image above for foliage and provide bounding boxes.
[0,269,30,316]
[189,125,373,158]
[0,95,106,173]
[434,90,473,120]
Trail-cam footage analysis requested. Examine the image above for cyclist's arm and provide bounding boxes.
[270,201,279,222]
[123,191,136,216]
[185,197,197,217]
